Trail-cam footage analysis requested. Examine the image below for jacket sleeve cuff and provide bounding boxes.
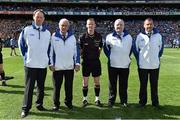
[75,63,80,66]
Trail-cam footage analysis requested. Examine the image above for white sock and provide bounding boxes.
[95,96,99,102]
[83,96,87,101]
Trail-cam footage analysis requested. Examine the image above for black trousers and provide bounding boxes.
[138,68,159,106]
[53,70,74,107]
[108,67,129,104]
[0,52,3,64]
[22,67,47,112]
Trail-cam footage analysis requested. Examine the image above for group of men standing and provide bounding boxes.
[18,9,164,118]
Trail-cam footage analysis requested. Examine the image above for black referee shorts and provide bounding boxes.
[82,59,101,77]
[0,52,3,64]
[11,45,15,49]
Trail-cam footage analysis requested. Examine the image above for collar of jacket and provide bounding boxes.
[112,29,129,38]
[32,22,47,32]
[141,28,159,36]
[54,29,73,40]
[84,31,99,39]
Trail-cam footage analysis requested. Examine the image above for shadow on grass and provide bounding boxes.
[45,86,53,91]
[28,104,180,119]
[0,84,52,90]
[0,83,52,96]
[0,89,24,94]
[5,84,24,88]
[0,89,50,96]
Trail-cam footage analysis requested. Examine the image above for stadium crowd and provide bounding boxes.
[0,4,180,13]
[0,18,179,47]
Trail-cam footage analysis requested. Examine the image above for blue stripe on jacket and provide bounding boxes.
[159,38,164,58]
[103,41,111,66]
[75,42,80,64]
[19,30,27,63]
[47,43,51,65]
[132,39,139,66]
[32,22,47,32]
[54,29,73,40]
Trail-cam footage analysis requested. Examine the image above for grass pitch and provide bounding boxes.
[0,48,180,119]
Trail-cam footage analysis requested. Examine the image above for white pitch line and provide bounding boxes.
[115,117,121,120]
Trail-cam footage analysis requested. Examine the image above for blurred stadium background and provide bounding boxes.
[0,0,179,47]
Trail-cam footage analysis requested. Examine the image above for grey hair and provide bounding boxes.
[114,19,124,28]
[59,18,70,26]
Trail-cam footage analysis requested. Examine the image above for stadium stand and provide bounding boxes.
[0,0,180,3]
[0,0,179,47]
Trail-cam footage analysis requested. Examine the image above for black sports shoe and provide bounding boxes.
[152,104,161,109]
[121,103,128,107]
[95,100,103,107]
[2,81,7,86]
[136,103,145,108]
[64,102,73,109]
[82,100,88,108]
[4,76,14,80]
[36,106,47,111]
[108,102,114,108]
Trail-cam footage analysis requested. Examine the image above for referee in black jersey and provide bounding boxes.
[0,36,6,86]
[79,18,103,107]
[0,33,14,86]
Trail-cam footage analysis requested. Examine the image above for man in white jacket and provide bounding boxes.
[49,18,80,111]
[19,9,51,118]
[133,18,164,108]
[104,19,133,108]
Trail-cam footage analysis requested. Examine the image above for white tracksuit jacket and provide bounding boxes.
[133,28,164,69]
[49,29,80,71]
[104,30,133,68]
[18,23,51,68]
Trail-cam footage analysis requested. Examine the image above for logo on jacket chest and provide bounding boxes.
[55,39,60,41]
[84,39,101,47]
[29,34,35,36]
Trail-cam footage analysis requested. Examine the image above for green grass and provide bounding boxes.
[0,48,180,119]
